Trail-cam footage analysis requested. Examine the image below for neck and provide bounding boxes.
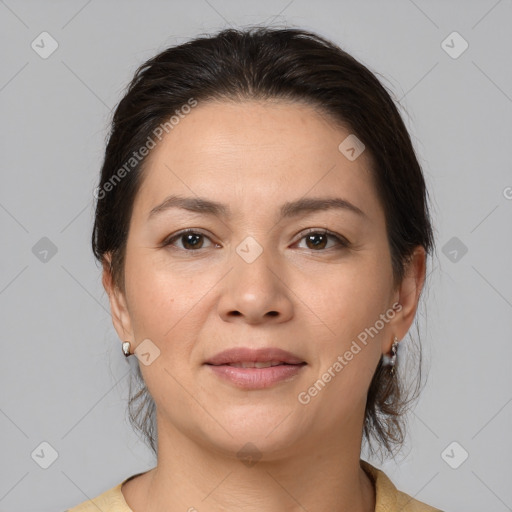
[129,417,375,512]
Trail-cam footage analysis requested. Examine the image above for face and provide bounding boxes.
[106,99,424,459]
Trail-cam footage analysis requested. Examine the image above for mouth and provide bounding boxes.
[204,347,307,389]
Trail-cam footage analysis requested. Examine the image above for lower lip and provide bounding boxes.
[206,363,306,389]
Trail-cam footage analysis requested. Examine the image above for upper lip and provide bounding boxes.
[205,347,306,366]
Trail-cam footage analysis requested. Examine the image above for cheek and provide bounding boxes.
[126,272,176,338]
[311,259,393,339]
[301,253,393,401]
[123,246,199,335]
[302,268,390,417]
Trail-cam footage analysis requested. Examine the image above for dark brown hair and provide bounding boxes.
[92,26,435,462]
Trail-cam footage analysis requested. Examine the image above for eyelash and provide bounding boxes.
[161,228,350,254]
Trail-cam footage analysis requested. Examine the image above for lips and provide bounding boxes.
[204,347,306,366]
[204,347,306,389]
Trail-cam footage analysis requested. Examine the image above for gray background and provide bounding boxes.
[1,1,511,511]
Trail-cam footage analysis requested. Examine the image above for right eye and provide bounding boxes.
[162,229,219,252]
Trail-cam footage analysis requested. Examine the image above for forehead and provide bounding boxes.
[149,98,357,161]
[133,99,382,222]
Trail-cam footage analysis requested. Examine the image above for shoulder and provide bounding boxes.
[66,477,135,512]
[360,459,444,512]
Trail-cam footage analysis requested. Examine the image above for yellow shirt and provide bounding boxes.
[66,459,443,511]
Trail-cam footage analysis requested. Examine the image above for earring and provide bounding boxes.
[389,336,399,375]
[122,341,132,357]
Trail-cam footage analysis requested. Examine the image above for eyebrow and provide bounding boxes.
[148,194,367,220]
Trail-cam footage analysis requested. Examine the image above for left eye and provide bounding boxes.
[162,229,349,252]
[294,229,349,251]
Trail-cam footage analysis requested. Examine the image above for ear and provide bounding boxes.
[383,246,427,352]
[102,254,134,342]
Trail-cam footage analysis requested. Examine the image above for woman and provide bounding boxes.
[68,26,443,511]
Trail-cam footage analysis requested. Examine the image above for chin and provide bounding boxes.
[206,430,303,464]
[196,407,307,460]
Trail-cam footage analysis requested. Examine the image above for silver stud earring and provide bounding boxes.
[122,341,132,357]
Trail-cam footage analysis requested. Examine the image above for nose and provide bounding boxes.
[217,242,294,325]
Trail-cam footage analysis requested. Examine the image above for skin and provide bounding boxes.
[103,99,426,512]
